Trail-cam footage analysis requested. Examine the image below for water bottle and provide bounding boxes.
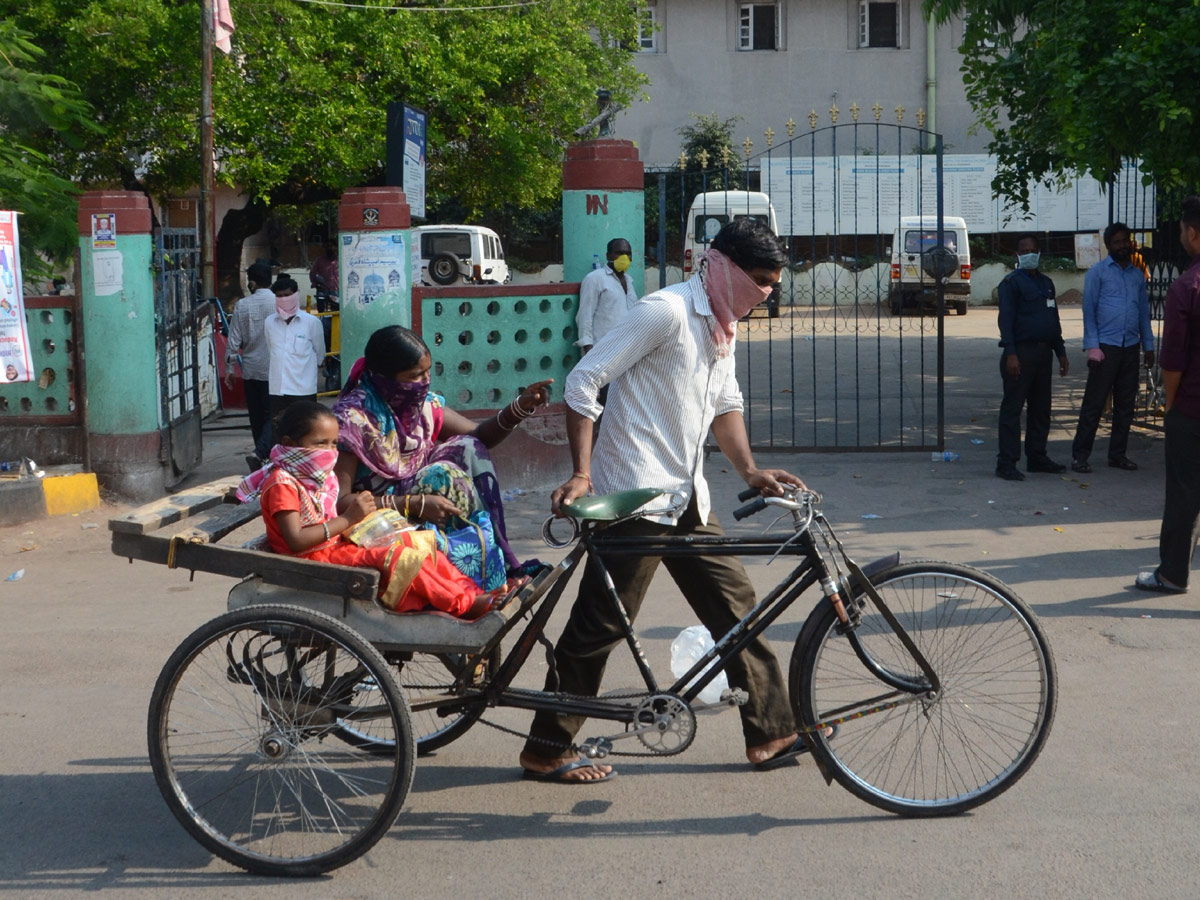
[931,451,960,462]
[592,253,601,270]
[670,625,729,705]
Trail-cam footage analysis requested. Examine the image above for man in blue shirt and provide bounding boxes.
[996,235,1070,480]
[1070,223,1155,473]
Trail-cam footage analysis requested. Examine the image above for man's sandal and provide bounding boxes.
[521,758,616,784]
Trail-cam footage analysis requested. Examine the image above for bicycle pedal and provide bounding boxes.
[579,737,613,759]
[720,688,749,706]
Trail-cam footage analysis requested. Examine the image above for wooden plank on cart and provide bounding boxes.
[111,530,380,601]
[166,499,263,544]
[108,476,243,535]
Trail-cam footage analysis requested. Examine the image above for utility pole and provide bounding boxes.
[200,0,216,299]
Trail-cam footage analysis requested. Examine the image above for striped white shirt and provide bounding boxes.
[564,273,742,525]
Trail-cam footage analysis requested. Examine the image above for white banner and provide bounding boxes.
[0,211,33,384]
[764,155,1156,236]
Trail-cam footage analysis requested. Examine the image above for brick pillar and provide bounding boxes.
[562,139,645,297]
[336,188,412,369]
[77,191,163,500]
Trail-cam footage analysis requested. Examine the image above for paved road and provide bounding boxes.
[2,304,1198,899]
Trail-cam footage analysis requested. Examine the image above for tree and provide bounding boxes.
[0,20,99,277]
[925,0,1200,211]
[5,0,646,298]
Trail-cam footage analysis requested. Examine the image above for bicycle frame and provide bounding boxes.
[406,508,926,738]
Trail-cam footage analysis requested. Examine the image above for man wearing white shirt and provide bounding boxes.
[259,275,326,457]
[520,220,813,784]
[576,237,638,354]
[224,262,276,460]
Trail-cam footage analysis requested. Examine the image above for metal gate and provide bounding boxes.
[650,121,950,452]
[155,227,203,484]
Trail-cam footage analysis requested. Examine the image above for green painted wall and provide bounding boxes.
[562,189,645,297]
[79,234,158,434]
[338,229,412,366]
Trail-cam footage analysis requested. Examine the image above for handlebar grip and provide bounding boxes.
[732,497,767,521]
[736,486,760,502]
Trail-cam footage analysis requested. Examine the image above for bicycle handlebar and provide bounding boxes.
[732,497,767,520]
[736,486,759,503]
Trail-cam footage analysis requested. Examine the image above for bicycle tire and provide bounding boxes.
[790,561,1056,817]
[335,650,495,756]
[147,605,415,877]
[400,650,496,754]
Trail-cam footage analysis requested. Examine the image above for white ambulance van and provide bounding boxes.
[682,190,781,314]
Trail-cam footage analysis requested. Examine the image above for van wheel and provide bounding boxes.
[887,291,901,316]
[955,299,968,316]
[429,253,460,286]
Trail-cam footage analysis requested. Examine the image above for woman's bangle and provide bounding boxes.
[403,494,410,518]
[321,522,330,542]
[509,398,533,420]
[419,494,426,517]
[495,407,517,431]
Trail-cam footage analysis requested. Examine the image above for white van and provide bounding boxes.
[682,190,781,315]
[413,225,510,286]
[888,215,971,316]
[683,190,779,276]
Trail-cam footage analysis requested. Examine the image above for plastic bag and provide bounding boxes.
[669,625,729,705]
[344,508,412,548]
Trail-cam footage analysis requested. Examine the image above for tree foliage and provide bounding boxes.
[0,20,99,272]
[925,0,1200,209]
[3,0,646,286]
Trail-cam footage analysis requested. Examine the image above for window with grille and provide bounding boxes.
[859,0,900,48]
[638,3,658,52]
[738,3,779,51]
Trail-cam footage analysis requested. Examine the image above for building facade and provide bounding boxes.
[620,0,983,168]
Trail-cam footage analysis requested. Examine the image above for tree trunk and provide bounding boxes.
[214,197,269,308]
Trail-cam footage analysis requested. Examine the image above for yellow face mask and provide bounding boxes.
[611,254,631,273]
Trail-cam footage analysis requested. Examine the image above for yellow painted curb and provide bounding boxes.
[41,472,101,517]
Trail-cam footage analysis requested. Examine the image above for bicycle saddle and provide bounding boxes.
[560,488,665,520]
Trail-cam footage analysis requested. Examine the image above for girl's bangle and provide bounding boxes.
[321,522,330,542]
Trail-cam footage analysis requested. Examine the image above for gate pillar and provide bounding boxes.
[336,188,412,367]
[77,190,162,500]
[562,139,645,297]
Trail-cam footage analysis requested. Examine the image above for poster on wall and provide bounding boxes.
[91,212,116,249]
[343,232,407,308]
[402,105,427,219]
[0,211,33,384]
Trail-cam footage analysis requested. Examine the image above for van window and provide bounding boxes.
[903,230,957,254]
[422,233,472,258]
[693,213,770,244]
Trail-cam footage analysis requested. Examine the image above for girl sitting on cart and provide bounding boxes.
[237,400,503,619]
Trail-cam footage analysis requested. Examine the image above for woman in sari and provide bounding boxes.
[332,325,551,574]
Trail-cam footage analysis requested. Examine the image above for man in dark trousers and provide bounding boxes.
[996,234,1070,481]
[1070,222,1155,472]
[1135,196,1200,593]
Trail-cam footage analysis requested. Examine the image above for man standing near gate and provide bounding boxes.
[225,262,275,469]
[1070,222,1155,473]
[1134,196,1200,593]
[996,235,1070,481]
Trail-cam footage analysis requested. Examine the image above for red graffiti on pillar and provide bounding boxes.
[585,193,609,215]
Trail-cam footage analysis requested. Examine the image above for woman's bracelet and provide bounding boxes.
[508,398,533,420]
[321,521,330,542]
[403,494,411,518]
[495,407,517,431]
[419,494,426,517]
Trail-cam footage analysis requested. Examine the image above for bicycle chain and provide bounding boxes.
[474,689,695,758]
